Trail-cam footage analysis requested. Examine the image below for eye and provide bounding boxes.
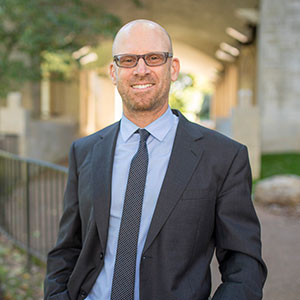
[120,56,134,63]
[146,53,164,65]
[149,54,160,61]
[118,55,137,67]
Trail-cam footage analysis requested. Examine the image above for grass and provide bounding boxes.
[260,152,300,179]
[252,152,300,192]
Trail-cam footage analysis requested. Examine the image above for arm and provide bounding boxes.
[212,145,267,300]
[44,142,82,300]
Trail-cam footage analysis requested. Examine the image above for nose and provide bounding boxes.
[133,57,150,75]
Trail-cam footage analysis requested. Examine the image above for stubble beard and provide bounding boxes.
[119,76,171,114]
[122,93,163,113]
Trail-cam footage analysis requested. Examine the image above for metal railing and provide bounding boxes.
[0,150,68,265]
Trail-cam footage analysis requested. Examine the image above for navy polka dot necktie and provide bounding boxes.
[111,129,150,300]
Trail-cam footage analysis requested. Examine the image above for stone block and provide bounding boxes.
[254,175,300,206]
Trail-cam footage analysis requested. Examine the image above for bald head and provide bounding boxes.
[109,19,180,126]
[112,19,173,56]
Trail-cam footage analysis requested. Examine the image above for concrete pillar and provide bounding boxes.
[49,74,80,121]
[214,43,261,178]
[212,64,238,120]
[79,70,115,136]
[231,44,261,178]
[258,0,300,152]
[41,79,50,119]
[238,44,257,105]
[231,90,261,179]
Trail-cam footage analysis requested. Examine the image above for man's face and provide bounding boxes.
[110,25,179,116]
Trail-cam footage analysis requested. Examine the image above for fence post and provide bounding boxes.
[25,161,32,270]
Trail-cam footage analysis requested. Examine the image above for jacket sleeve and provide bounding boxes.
[212,145,267,300]
[44,142,82,300]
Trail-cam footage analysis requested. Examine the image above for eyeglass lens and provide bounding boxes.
[117,53,167,67]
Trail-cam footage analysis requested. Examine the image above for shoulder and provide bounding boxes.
[197,123,243,152]
[175,109,244,153]
[174,110,250,178]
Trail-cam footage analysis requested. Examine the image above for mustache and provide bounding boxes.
[129,75,155,85]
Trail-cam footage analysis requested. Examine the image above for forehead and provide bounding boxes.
[113,25,170,55]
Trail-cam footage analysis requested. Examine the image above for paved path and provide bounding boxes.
[211,205,300,300]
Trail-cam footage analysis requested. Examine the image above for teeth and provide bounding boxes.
[132,84,153,89]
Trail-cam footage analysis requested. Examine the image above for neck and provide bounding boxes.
[123,104,168,128]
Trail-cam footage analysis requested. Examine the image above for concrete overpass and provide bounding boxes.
[5,0,300,178]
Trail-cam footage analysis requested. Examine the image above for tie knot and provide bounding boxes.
[138,128,150,143]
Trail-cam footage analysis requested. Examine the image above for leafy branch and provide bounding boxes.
[0,0,121,96]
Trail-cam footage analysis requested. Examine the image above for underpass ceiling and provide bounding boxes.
[101,0,259,64]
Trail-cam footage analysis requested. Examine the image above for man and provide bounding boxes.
[45,20,267,300]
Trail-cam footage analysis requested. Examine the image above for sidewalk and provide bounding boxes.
[257,205,300,300]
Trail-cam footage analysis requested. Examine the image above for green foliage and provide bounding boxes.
[132,0,144,8]
[170,73,195,113]
[0,0,121,96]
[42,51,77,80]
[197,93,211,120]
[170,73,212,120]
[260,153,300,179]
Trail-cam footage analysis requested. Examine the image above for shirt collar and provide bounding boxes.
[120,106,176,142]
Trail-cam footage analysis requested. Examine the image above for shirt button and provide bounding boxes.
[80,290,87,298]
[100,252,104,260]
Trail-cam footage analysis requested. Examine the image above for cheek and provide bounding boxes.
[115,75,129,91]
[159,72,172,89]
[115,69,130,82]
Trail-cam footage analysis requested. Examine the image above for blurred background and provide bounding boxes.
[0,0,299,299]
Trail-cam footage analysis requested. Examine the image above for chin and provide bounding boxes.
[125,98,159,112]
[130,103,156,112]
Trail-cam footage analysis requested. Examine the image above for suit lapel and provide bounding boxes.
[143,113,204,253]
[91,123,119,250]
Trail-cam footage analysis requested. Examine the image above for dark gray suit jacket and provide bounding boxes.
[44,110,267,300]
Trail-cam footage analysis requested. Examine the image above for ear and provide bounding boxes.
[109,63,117,85]
[170,57,180,82]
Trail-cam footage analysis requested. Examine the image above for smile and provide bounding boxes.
[131,83,154,89]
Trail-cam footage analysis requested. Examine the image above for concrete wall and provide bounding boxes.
[0,92,77,163]
[258,0,300,152]
[25,117,77,162]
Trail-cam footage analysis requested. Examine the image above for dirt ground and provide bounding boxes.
[211,204,300,300]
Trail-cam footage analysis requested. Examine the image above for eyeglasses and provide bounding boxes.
[113,52,173,68]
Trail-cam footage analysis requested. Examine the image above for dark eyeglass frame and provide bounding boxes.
[113,52,173,68]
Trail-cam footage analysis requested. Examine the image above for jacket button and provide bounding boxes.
[100,252,104,260]
[80,290,87,298]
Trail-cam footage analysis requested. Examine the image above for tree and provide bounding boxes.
[0,0,121,107]
[170,73,212,121]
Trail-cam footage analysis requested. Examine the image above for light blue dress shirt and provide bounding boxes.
[86,107,178,300]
